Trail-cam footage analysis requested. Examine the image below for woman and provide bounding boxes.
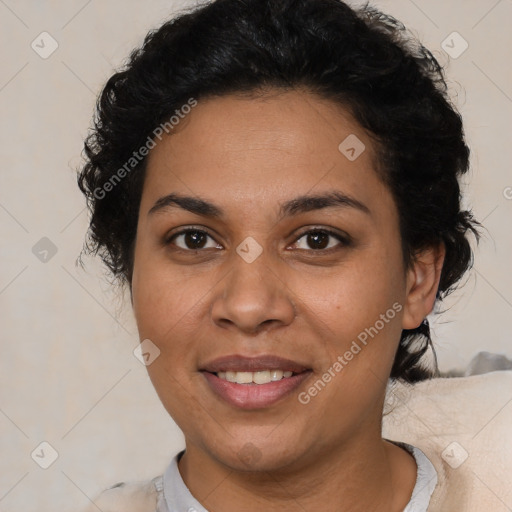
[78,0,491,510]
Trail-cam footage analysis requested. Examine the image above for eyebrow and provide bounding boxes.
[148,191,371,219]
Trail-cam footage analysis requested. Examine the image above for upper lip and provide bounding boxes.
[201,355,310,373]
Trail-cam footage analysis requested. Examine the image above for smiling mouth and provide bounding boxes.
[200,355,313,409]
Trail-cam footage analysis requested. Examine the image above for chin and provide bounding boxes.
[203,433,311,473]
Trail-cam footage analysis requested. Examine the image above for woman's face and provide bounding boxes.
[131,89,439,472]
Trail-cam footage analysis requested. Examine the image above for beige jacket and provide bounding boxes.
[382,370,512,511]
[84,370,512,511]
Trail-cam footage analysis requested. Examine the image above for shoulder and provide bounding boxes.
[81,476,161,512]
[383,371,512,511]
[383,370,512,434]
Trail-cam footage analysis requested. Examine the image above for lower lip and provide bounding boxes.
[202,371,312,409]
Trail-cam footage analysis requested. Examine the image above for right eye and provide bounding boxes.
[166,228,223,251]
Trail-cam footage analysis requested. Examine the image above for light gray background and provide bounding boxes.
[0,0,511,510]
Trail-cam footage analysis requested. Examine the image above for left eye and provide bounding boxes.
[292,229,349,251]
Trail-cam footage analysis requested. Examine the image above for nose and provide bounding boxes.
[210,248,296,334]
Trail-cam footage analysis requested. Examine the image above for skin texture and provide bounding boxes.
[131,88,445,511]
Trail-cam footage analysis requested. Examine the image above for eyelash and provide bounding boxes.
[165,226,352,254]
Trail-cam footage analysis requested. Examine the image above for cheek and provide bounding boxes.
[302,261,405,410]
[301,249,403,340]
[131,256,206,414]
[132,244,206,341]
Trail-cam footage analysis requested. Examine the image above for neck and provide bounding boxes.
[178,432,417,512]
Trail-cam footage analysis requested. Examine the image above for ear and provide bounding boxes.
[402,242,446,330]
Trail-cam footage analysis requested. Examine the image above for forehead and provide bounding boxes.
[142,89,392,219]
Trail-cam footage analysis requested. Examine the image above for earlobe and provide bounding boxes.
[401,243,446,330]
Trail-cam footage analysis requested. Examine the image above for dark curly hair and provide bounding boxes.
[78,0,482,383]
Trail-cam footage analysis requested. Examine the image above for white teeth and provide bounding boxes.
[253,370,271,384]
[225,371,236,382]
[216,369,295,384]
[270,370,284,381]
[235,372,253,384]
